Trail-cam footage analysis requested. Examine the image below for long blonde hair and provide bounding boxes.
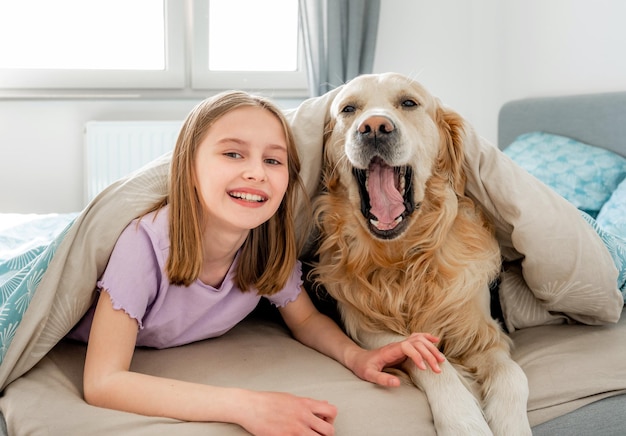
[152,91,306,295]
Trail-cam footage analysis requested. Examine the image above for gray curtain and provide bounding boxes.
[299,0,381,96]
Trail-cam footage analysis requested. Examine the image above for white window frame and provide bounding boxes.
[0,0,307,95]
[0,0,186,90]
[190,0,307,91]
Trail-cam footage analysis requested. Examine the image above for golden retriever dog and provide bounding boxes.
[312,73,531,435]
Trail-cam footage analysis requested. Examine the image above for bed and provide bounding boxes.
[1,88,625,435]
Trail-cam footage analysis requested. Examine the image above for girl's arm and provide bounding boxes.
[83,291,337,436]
[279,289,445,387]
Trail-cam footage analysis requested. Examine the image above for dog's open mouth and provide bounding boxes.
[352,157,415,239]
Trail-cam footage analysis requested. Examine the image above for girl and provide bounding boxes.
[68,91,445,436]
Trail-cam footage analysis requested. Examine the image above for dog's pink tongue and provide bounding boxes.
[367,160,405,226]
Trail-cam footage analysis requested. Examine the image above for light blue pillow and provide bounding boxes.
[504,132,626,216]
[596,178,626,240]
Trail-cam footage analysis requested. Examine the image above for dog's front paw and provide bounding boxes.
[485,412,531,436]
[431,393,493,436]
[437,420,493,436]
[408,360,493,436]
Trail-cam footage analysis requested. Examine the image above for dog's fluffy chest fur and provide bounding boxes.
[314,186,501,359]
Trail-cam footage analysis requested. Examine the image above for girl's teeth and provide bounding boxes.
[231,192,264,202]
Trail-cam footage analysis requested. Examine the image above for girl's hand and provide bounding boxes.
[350,333,446,387]
[240,391,337,436]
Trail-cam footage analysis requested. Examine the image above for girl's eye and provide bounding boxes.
[224,152,242,159]
[265,158,282,165]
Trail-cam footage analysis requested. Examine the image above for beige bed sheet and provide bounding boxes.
[1,310,625,435]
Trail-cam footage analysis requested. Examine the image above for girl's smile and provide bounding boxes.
[228,189,268,205]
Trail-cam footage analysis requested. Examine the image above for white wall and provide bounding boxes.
[0,99,201,213]
[2,0,626,213]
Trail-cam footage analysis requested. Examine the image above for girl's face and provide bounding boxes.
[194,106,290,235]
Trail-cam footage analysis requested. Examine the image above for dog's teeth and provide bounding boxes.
[370,216,403,230]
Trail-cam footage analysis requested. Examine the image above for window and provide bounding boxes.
[0,0,305,94]
[0,0,184,89]
[193,0,306,90]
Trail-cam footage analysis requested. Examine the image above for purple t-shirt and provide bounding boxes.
[68,205,302,349]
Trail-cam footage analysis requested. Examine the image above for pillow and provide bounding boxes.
[580,212,626,300]
[596,178,626,240]
[503,132,626,216]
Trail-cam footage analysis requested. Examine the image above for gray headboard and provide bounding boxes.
[498,91,626,158]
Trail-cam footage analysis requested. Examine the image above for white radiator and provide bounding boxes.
[84,120,182,203]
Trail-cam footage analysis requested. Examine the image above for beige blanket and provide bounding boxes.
[0,87,624,434]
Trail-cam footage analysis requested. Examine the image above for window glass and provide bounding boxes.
[208,0,299,72]
[0,0,165,70]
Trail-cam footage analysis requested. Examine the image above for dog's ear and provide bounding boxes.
[435,106,466,195]
[322,116,336,154]
[320,116,342,192]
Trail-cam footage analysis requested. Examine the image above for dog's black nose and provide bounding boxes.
[358,116,395,137]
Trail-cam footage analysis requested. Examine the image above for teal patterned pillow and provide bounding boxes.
[581,212,626,300]
[504,132,626,216]
[596,178,626,239]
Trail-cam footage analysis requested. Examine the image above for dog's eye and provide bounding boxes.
[341,105,356,113]
[401,99,418,108]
